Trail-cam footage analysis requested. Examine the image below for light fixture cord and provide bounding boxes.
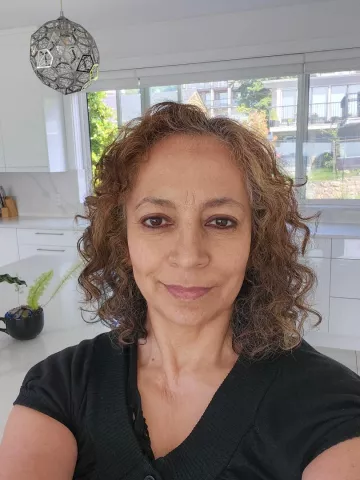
[60,0,64,16]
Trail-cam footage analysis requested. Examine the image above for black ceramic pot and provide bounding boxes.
[0,306,44,340]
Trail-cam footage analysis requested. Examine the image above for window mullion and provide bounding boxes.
[295,73,310,200]
[141,87,151,113]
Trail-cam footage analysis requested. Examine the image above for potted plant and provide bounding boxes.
[0,262,82,340]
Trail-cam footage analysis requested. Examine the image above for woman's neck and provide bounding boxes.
[138,309,239,384]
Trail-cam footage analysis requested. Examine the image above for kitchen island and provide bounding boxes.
[0,253,107,438]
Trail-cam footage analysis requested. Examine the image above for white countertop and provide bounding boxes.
[0,216,88,231]
[0,253,108,438]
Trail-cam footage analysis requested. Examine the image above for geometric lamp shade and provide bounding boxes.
[30,14,100,95]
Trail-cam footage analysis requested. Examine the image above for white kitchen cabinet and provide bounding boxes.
[16,227,80,261]
[331,259,360,299]
[17,228,80,248]
[0,229,20,313]
[329,297,360,336]
[0,120,5,172]
[0,228,19,267]
[303,257,331,333]
[0,31,67,172]
[306,238,332,258]
[18,244,77,260]
[16,227,80,260]
[332,239,360,260]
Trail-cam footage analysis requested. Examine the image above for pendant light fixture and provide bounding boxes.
[30,0,100,95]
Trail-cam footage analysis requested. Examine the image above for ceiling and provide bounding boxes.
[0,0,334,31]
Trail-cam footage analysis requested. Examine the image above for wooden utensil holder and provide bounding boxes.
[1,196,18,218]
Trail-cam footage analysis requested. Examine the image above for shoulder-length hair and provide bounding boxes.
[76,101,320,359]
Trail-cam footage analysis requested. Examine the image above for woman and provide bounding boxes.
[1,102,360,480]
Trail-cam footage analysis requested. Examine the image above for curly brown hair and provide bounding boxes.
[76,101,321,359]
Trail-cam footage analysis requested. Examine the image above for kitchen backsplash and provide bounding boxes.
[0,171,84,217]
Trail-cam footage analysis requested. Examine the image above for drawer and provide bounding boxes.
[17,228,81,247]
[18,244,78,260]
[332,239,360,259]
[330,259,360,299]
[305,237,331,258]
[329,297,360,336]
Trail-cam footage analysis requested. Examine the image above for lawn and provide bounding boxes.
[309,168,360,182]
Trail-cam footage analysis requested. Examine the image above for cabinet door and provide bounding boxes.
[0,33,66,172]
[330,297,360,336]
[303,257,331,333]
[331,259,360,299]
[0,34,48,171]
[0,120,5,171]
[0,228,19,267]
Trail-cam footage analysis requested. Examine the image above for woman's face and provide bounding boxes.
[126,134,252,329]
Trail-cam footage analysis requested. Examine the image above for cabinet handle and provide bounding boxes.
[35,232,64,236]
[36,248,66,252]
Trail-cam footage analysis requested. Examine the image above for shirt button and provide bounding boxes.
[144,477,155,480]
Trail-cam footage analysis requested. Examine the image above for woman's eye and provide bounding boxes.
[143,217,168,228]
[208,218,236,229]
[142,216,236,229]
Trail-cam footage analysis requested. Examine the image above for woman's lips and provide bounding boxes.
[164,284,212,300]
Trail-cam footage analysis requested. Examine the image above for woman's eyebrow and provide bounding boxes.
[135,196,245,212]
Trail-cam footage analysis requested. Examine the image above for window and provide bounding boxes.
[347,84,360,117]
[305,72,360,200]
[85,70,360,202]
[214,90,228,107]
[86,89,141,173]
[150,85,179,105]
[199,91,211,106]
[87,77,299,181]
[310,87,328,123]
[329,85,346,120]
[118,89,141,123]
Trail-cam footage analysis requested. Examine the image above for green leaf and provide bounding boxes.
[26,270,54,310]
[43,261,83,308]
[0,274,27,286]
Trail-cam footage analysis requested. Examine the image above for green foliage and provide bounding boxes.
[269,109,279,121]
[43,261,83,308]
[323,152,335,169]
[87,92,118,173]
[0,274,27,287]
[233,79,272,113]
[27,270,54,311]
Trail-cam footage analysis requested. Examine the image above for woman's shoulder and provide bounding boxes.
[264,339,360,405]
[252,340,360,473]
[22,331,116,381]
[279,339,360,381]
[13,331,127,434]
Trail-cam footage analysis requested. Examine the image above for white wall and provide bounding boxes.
[0,171,83,217]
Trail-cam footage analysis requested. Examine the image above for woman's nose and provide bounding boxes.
[168,226,210,268]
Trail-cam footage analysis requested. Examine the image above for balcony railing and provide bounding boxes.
[182,81,229,90]
[268,97,360,126]
[212,98,229,107]
[204,96,360,126]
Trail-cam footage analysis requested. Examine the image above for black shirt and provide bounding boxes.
[13,331,360,480]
